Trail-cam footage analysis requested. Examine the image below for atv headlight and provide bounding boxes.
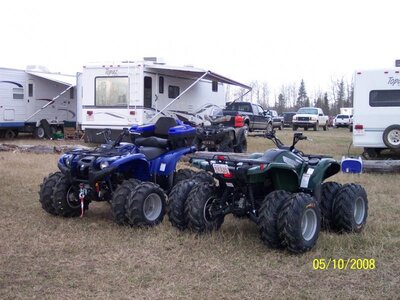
[100,161,109,169]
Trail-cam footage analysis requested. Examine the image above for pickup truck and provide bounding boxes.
[265,109,284,130]
[292,107,329,131]
[223,102,272,132]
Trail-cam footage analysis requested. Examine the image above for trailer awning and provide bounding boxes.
[27,71,76,86]
[145,65,251,90]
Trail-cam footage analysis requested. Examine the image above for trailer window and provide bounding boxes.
[95,77,128,107]
[69,87,74,99]
[168,85,180,99]
[212,81,218,92]
[28,84,33,97]
[159,76,164,94]
[13,88,24,100]
[369,90,400,107]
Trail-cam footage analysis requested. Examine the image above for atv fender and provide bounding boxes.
[248,163,300,192]
[149,147,196,176]
[109,153,151,181]
[303,159,340,191]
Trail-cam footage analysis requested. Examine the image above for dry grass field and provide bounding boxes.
[0,128,399,299]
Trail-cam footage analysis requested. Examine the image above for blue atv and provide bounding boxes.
[39,117,197,227]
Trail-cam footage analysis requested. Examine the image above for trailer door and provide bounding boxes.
[144,76,153,109]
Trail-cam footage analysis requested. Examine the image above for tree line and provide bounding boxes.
[226,78,354,116]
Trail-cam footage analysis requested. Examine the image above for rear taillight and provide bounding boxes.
[234,115,244,127]
[223,173,234,179]
[355,124,364,130]
[217,155,226,161]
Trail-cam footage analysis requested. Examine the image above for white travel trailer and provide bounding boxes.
[77,58,250,142]
[352,68,400,157]
[0,66,76,138]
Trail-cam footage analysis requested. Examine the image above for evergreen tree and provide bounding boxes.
[296,79,309,108]
[323,92,330,115]
[277,93,286,114]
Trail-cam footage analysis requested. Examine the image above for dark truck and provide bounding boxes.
[223,102,272,132]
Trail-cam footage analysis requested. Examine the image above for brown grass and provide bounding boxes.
[0,128,399,299]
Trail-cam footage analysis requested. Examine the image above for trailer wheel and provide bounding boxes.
[332,183,368,233]
[258,190,292,249]
[4,129,16,139]
[125,182,166,227]
[278,193,321,253]
[383,124,400,149]
[53,175,82,217]
[111,179,140,225]
[39,172,63,215]
[34,126,45,139]
[320,182,342,230]
[304,127,308,131]
[186,182,224,233]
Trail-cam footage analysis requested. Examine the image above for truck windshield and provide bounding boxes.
[297,108,318,115]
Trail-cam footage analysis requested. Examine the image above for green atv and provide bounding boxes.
[168,131,368,254]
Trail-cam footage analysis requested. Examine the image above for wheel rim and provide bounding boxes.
[143,193,162,221]
[203,196,217,223]
[66,187,80,209]
[388,129,400,146]
[301,208,317,241]
[354,196,366,225]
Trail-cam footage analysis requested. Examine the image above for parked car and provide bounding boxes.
[265,110,284,130]
[333,114,352,128]
[282,112,297,127]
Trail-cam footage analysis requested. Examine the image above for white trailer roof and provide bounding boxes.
[145,64,251,90]
[27,71,76,86]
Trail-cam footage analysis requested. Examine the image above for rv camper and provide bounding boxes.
[77,58,250,142]
[0,66,76,138]
[353,68,400,157]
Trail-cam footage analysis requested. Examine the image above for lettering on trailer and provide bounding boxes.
[105,69,118,76]
[387,77,400,86]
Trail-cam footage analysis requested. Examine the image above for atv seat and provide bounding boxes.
[134,117,178,149]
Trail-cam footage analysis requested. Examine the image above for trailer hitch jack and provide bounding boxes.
[79,183,86,218]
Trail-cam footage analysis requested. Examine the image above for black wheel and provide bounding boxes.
[39,172,63,215]
[234,128,247,153]
[332,183,368,233]
[111,179,140,225]
[126,182,166,227]
[186,182,224,233]
[192,170,215,184]
[53,175,81,217]
[304,127,308,131]
[323,123,327,131]
[258,190,292,249]
[278,122,283,130]
[34,126,45,139]
[314,122,319,131]
[383,124,400,149]
[278,193,321,254]
[320,182,342,230]
[4,129,16,139]
[173,168,196,186]
[168,179,197,230]
[292,125,298,131]
[218,132,234,152]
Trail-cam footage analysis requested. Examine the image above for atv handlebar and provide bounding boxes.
[265,130,308,154]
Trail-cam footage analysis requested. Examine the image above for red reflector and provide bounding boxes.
[223,173,234,179]
[217,155,225,160]
[130,111,135,115]
[87,110,93,116]
[355,124,363,130]
[260,164,266,170]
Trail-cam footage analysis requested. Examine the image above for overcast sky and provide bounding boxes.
[1,0,399,99]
